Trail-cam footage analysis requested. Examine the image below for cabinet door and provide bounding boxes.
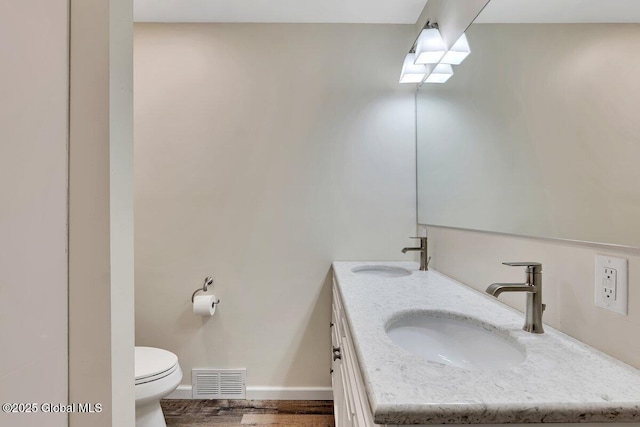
[332,356,355,427]
[342,340,369,427]
[331,356,343,427]
[341,330,376,427]
[338,357,354,427]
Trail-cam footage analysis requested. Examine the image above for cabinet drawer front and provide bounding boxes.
[331,305,340,349]
[333,278,344,314]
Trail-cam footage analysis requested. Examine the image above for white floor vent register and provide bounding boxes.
[192,369,247,399]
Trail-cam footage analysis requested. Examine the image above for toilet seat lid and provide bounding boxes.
[135,347,178,382]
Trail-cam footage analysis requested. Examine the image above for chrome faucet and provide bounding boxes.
[486,262,545,334]
[402,237,431,271]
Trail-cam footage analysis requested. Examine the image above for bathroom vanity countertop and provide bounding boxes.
[332,261,640,425]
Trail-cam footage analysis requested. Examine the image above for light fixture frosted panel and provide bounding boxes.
[414,28,446,64]
[425,64,453,84]
[399,53,427,84]
[442,33,471,65]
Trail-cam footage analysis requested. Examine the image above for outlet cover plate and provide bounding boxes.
[595,255,628,315]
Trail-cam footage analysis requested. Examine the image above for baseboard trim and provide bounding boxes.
[165,385,333,401]
[246,387,333,401]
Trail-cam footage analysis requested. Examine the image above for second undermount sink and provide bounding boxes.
[351,265,412,278]
[386,312,526,371]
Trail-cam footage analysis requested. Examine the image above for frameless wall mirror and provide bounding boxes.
[417,0,640,248]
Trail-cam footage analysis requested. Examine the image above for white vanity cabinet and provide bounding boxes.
[332,279,380,427]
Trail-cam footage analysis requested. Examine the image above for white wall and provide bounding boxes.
[109,0,135,423]
[134,23,417,390]
[426,225,640,370]
[69,0,135,425]
[0,1,69,426]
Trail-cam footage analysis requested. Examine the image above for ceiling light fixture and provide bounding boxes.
[441,33,471,65]
[399,53,427,84]
[398,20,471,85]
[424,63,454,84]
[414,25,446,65]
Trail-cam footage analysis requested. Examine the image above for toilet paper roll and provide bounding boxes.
[193,294,217,316]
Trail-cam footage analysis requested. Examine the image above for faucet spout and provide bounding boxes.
[486,283,533,297]
[401,246,421,254]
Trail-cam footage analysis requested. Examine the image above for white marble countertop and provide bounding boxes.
[332,261,640,425]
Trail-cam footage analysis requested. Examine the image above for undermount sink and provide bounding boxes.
[351,265,412,278]
[386,312,526,371]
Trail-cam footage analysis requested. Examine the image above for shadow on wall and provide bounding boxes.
[280,270,333,388]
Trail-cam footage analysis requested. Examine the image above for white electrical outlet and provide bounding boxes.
[595,255,628,315]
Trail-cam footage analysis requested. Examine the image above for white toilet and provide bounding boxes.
[135,346,182,427]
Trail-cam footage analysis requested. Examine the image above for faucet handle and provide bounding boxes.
[503,262,542,273]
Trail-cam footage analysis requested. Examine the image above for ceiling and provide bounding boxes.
[134,0,428,23]
[476,0,640,23]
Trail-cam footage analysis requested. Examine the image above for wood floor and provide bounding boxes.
[161,399,335,427]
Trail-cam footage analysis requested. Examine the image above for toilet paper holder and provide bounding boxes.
[191,276,221,304]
